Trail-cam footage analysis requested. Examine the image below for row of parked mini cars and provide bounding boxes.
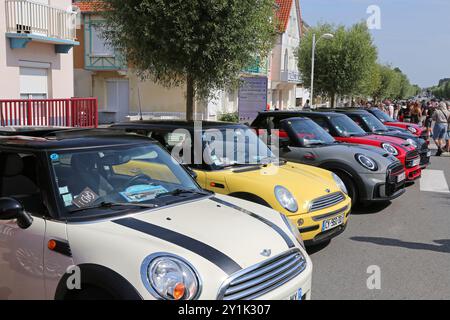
[0,107,428,300]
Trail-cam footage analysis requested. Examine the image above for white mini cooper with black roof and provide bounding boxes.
[0,128,312,300]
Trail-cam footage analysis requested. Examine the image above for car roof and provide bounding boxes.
[257,110,344,118]
[0,128,155,150]
[324,109,371,115]
[112,120,248,130]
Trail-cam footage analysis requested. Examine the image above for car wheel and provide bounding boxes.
[334,171,358,206]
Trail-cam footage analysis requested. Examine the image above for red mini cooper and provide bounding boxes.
[252,111,422,182]
[366,108,426,139]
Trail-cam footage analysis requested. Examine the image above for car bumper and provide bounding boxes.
[405,166,422,181]
[419,150,431,168]
[358,165,406,202]
[287,199,351,245]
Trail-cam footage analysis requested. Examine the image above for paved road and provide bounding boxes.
[308,154,450,300]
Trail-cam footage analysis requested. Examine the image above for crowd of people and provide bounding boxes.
[362,99,450,156]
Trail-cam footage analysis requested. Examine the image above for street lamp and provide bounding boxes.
[310,33,334,108]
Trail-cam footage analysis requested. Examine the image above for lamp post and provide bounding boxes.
[310,33,334,108]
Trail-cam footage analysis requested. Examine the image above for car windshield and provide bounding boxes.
[330,115,367,137]
[49,143,203,217]
[360,113,388,132]
[371,109,395,122]
[202,127,276,169]
[288,119,335,145]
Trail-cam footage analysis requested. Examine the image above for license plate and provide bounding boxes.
[427,151,431,157]
[412,158,420,167]
[288,288,303,300]
[322,214,344,232]
[397,172,406,183]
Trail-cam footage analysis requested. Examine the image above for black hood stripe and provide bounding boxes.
[113,217,242,275]
[210,197,295,249]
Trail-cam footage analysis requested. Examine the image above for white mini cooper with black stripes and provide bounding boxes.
[0,129,312,300]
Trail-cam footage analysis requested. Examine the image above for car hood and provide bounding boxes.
[347,134,415,151]
[66,194,298,281]
[222,162,341,206]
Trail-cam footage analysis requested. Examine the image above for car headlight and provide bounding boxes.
[407,126,417,134]
[141,254,201,300]
[406,138,418,148]
[280,213,305,249]
[355,154,378,171]
[381,143,399,156]
[332,173,348,195]
[274,186,298,213]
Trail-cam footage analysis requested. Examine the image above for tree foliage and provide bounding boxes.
[297,22,377,106]
[100,0,277,119]
[432,80,450,99]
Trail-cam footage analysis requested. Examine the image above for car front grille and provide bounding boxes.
[406,150,419,160]
[217,249,306,300]
[386,163,405,196]
[309,192,345,212]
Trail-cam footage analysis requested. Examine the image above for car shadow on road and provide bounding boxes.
[350,237,450,254]
[306,240,331,255]
[352,201,392,215]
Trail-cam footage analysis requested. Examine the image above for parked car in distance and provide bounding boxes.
[0,128,312,300]
[366,108,426,139]
[111,121,352,246]
[324,109,431,169]
[251,111,422,182]
[251,116,406,206]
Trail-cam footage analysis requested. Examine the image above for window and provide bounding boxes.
[0,152,44,215]
[91,24,114,56]
[20,67,48,99]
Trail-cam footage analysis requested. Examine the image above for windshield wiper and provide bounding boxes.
[156,188,211,198]
[70,201,158,214]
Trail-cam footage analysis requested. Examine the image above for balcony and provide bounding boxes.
[280,70,302,83]
[5,0,79,53]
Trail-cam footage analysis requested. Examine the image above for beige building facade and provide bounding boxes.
[0,0,77,99]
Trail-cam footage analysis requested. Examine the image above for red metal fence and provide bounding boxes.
[0,98,98,128]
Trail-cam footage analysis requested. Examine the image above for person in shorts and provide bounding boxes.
[432,102,450,156]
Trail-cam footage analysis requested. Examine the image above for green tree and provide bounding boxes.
[297,22,377,106]
[100,0,277,120]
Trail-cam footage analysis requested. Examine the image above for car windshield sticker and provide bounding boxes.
[62,193,73,207]
[72,187,99,208]
[59,186,69,195]
[50,153,59,161]
[120,185,168,203]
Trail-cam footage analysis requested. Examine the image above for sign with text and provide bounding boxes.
[238,77,268,123]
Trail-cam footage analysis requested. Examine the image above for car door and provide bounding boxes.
[0,152,46,299]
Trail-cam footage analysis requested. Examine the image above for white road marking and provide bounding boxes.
[420,170,450,194]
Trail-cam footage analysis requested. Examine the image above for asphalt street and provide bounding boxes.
[308,154,450,300]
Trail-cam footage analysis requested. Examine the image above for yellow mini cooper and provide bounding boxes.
[111,121,352,246]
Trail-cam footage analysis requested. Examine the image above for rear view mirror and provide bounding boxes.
[0,198,33,229]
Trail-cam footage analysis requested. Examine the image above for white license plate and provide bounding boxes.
[288,288,303,300]
[427,151,431,157]
[397,172,406,183]
[412,158,420,167]
[322,214,344,232]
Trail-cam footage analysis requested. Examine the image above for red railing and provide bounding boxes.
[0,98,98,128]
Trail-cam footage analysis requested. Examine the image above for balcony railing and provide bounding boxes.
[5,0,77,41]
[0,98,98,128]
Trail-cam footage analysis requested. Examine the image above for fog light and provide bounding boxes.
[297,219,304,227]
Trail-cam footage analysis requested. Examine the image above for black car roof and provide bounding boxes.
[112,120,248,130]
[0,128,155,150]
[325,109,371,115]
[257,110,344,118]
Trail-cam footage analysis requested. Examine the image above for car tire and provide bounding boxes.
[334,171,358,206]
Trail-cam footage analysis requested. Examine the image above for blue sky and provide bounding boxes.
[300,0,450,88]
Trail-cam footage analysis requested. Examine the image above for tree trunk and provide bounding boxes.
[186,75,195,121]
[330,93,336,108]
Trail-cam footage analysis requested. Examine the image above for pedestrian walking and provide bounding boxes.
[432,101,450,156]
[411,102,422,124]
[303,99,311,110]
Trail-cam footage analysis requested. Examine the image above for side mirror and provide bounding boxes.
[279,137,291,149]
[183,165,198,180]
[0,198,33,229]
